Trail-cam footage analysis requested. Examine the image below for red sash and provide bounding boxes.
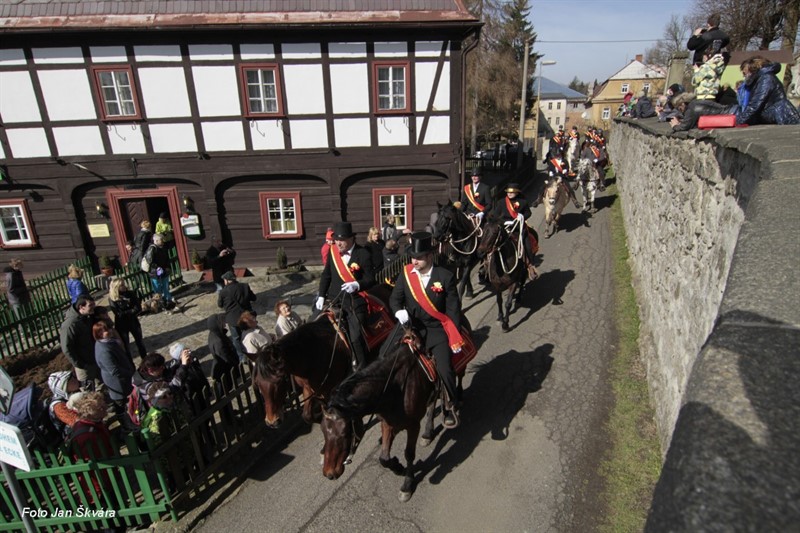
[505,197,520,218]
[463,184,485,212]
[591,146,601,159]
[550,158,565,175]
[330,246,356,283]
[403,265,463,351]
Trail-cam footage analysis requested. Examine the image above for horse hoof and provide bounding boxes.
[502,322,510,332]
[465,291,474,299]
[420,437,432,448]
[399,491,413,503]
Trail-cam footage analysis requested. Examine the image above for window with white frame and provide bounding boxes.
[258,192,303,239]
[0,199,36,248]
[373,61,409,113]
[92,67,140,120]
[602,107,611,119]
[621,83,630,94]
[373,187,412,229]
[240,64,284,116]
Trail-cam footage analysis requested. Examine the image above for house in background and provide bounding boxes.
[526,76,587,140]
[0,0,480,275]
[586,54,666,127]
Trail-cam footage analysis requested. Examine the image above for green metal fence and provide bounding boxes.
[0,363,269,531]
[0,250,183,360]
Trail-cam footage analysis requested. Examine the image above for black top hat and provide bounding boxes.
[409,232,434,258]
[471,167,482,177]
[505,182,522,193]
[332,221,355,239]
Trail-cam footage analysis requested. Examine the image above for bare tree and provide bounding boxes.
[690,0,797,50]
[646,14,691,67]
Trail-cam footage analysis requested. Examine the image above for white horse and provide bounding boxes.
[576,158,602,214]
[566,136,580,170]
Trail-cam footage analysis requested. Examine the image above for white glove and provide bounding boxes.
[503,220,514,227]
[452,346,462,354]
[315,297,324,310]
[593,158,598,163]
[476,212,484,220]
[394,309,409,325]
[516,213,525,222]
[549,171,555,176]
[341,281,359,294]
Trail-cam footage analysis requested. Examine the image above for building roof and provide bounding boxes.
[533,76,587,101]
[0,0,479,31]
[608,60,667,81]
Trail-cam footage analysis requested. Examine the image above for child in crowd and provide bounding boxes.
[47,370,82,438]
[66,265,90,304]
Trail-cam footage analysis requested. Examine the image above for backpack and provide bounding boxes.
[126,385,149,427]
[0,385,63,450]
[140,245,155,273]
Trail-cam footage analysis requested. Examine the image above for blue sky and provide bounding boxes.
[529,0,694,86]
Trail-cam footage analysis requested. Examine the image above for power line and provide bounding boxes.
[538,39,661,43]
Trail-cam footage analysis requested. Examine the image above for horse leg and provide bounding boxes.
[515,277,526,307]
[495,291,504,324]
[502,284,515,332]
[399,423,421,502]
[378,421,403,473]
[420,400,436,447]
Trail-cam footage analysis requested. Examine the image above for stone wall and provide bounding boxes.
[609,119,800,530]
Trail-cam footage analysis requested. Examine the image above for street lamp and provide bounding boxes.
[516,39,534,169]
[531,59,557,161]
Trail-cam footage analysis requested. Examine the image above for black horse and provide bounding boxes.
[476,218,529,331]
[431,201,483,298]
[321,327,440,502]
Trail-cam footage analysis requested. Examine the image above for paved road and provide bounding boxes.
[196,173,617,532]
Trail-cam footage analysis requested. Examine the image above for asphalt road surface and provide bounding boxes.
[197,175,617,533]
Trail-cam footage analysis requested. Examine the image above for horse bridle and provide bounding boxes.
[486,221,522,274]
[438,211,482,256]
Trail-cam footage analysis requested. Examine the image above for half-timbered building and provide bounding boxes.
[0,1,480,274]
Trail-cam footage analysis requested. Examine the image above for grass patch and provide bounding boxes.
[599,169,663,533]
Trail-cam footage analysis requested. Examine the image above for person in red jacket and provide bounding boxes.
[320,228,334,265]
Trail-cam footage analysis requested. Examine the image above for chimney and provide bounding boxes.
[635,54,643,62]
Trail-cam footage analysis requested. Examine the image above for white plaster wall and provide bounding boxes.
[240,44,275,60]
[53,126,104,156]
[329,43,366,58]
[202,121,246,152]
[90,46,127,63]
[107,123,146,154]
[138,67,192,118]
[134,45,183,62]
[0,49,26,66]
[282,43,321,60]
[283,64,325,115]
[416,41,449,58]
[249,119,286,150]
[5,128,50,158]
[415,62,450,112]
[32,47,83,64]
[330,64,369,114]
[417,115,449,145]
[377,116,409,146]
[188,44,233,61]
[375,42,407,57]
[38,70,96,121]
[334,118,371,147]
[149,123,197,153]
[289,119,328,149]
[192,66,241,117]
[0,72,41,123]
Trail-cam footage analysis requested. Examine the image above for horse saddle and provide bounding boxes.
[322,294,395,352]
[412,327,478,383]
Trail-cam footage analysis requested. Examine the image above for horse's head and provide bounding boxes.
[544,178,562,207]
[253,343,289,428]
[432,201,456,241]
[476,218,502,259]
[320,405,352,480]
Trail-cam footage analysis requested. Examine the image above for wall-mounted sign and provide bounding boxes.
[0,421,33,471]
[180,214,201,236]
[88,224,110,238]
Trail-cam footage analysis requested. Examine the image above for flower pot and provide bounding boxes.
[192,263,204,272]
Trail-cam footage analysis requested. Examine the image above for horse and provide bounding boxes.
[542,177,571,238]
[250,283,394,428]
[432,200,483,298]
[321,327,438,502]
[566,135,580,170]
[576,158,602,214]
[476,218,529,331]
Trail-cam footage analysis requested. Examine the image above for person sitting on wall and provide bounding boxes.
[670,92,736,132]
[735,56,800,126]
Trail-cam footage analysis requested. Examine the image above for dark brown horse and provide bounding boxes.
[250,283,394,428]
[476,218,528,331]
[432,200,483,299]
[321,327,436,502]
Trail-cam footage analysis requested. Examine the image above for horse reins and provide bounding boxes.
[441,212,482,256]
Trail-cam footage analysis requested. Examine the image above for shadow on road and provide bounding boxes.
[417,344,554,485]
